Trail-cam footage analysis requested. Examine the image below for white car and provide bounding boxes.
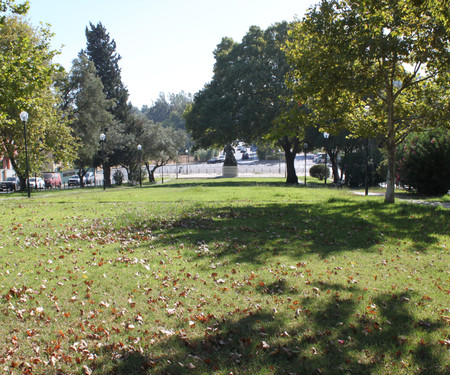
[28,177,45,189]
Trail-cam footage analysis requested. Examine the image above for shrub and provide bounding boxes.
[256,143,280,161]
[195,149,216,162]
[396,130,450,196]
[310,164,330,180]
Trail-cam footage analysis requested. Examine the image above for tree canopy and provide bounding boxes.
[64,53,113,183]
[0,0,28,23]
[185,22,305,183]
[84,22,130,122]
[186,23,292,148]
[286,0,450,201]
[142,91,192,130]
[0,16,76,188]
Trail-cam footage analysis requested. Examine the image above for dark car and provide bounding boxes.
[0,177,20,192]
[207,156,225,164]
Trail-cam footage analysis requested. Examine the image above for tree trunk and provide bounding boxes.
[9,158,26,192]
[145,162,156,183]
[285,151,298,184]
[385,141,396,203]
[18,175,26,192]
[328,151,340,183]
[385,86,396,204]
[280,136,300,184]
[78,169,85,188]
[104,163,112,188]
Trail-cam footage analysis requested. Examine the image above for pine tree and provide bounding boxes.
[84,22,132,186]
[84,22,130,122]
[67,53,114,185]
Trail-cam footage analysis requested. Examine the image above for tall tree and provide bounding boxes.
[142,93,171,124]
[84,22,132,186]
[286,0,450,202]
[0,16,76,189]
[186,22,302,183]
[139,120,187,182]
[142,91,192,130]
[64,53,113,185]
[84,22,129,122]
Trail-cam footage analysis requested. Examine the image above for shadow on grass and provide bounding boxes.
[135,199,449,264]
[93,284,447,375]
[86,189,449,374]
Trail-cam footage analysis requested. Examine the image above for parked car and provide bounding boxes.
[207,155,225,164]
[43,172,62,188]
[28,177,45,189]
[313,153,327,163]
[0,176,20,192]
[68,175,81,187]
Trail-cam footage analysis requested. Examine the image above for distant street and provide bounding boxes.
[0,154,319,194]
[152,153,316,179]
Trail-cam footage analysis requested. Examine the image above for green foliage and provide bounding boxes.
[310,164,330,180]
[185,22,305,183]
[286,0,450,202]
[0,0,29,23]
[128,166,146,185]
[195,149,216,162]
[397,130,450,195]
[138,119,187,182]
[185,23,291,149]
[142,91,192,131]
[0,16,76,188]
[84,22,137,186]
[64,53,113,173]
[84,22,129,122]
[256,143,280,161]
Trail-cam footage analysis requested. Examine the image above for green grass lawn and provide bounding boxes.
[0,179,448,374]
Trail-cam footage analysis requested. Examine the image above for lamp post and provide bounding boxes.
[176,151,179,179]
[278,149,282,174]
[186,149,189,175]
[365,137,369,196]
[100,133,106,190]
[323,132,329,185]
[303,142,308,186]
[19,111,31,198]
[161,154,164,184]
[137,144,142,188]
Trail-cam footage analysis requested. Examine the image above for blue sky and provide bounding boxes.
[26,0,312,108]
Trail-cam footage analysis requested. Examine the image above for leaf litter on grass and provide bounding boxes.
[0,184,448,374]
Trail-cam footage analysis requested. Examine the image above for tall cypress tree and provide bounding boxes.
[84,22,132,186]
[84,22,130,122]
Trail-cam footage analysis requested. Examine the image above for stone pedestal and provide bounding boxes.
[222,165,238,177]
